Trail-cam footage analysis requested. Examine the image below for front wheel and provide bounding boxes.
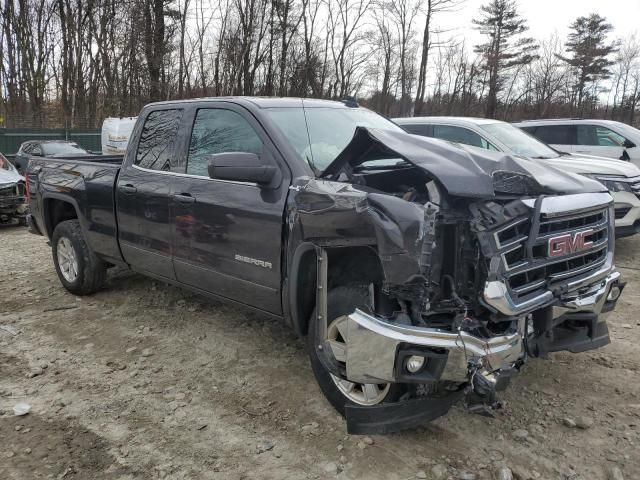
[52,219,106,295]
[307,285,405,415]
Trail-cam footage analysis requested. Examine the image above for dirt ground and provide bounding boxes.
[0,226,638,480]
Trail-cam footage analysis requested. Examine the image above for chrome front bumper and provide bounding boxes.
[344,310,525,384]
[341,269,622,386]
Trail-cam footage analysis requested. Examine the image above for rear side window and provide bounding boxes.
[532,125,574,145]
[187,109,263,177]
[135,109,184,171]
[402,124,431,136]
[577,125,626,147]
[432,125,495,150]
[20,143,32,154]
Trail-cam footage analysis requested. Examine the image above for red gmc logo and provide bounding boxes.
[548,229,594,257]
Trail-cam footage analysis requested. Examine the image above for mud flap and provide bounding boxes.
[345,390,465,435]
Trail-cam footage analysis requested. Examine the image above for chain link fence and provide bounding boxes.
[0,128,102,156]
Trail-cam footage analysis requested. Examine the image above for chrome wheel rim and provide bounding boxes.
[57,237,78,283]
[327,315,390,406]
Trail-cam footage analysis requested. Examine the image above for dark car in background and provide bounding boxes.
[13,140,94,174]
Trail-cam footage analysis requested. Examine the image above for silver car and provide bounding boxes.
[394,116,640,237]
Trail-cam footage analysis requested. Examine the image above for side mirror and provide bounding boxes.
[623,139,636,149]
[32,150,42,157]
[207,152,276,185]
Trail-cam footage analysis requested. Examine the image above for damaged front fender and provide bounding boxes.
[289,177,435,287]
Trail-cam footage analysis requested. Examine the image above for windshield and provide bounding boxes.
[265,107,404,172]
[42,142,88,156]
[481,123,560,159]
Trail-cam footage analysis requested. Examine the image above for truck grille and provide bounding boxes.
[477,195,613,304]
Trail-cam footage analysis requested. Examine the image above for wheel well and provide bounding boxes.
[292,245,384,336]
[45,199,78,238]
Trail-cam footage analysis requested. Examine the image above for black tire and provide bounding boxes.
[307,285,405,416]
[52,219,106,295]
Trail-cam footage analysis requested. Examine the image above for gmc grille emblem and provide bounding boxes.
[548,229,594,257]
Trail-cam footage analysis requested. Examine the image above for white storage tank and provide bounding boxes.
[101,117,137,154]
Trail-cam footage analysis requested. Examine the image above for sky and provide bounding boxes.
[437,0,640,47]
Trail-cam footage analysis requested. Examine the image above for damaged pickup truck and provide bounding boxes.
[27,97,624,433]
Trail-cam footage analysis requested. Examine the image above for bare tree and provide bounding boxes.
[144,0,168,101]
[326,0,371,98]
[611,34,640,122]
[414,0,461,115]
[529,34,568,117]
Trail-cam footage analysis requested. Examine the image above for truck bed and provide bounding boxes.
[28,155,124,265]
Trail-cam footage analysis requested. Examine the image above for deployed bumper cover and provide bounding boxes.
[346,390,465,434]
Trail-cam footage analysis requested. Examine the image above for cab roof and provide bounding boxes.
[146,96,356,109]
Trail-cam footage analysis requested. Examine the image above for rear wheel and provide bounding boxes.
[307,285,405,415]
[52,220,106,295]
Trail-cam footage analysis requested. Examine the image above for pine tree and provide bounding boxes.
[473,0,537,118]
[558,14,617,112]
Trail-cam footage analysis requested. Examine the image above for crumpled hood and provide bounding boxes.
[321,127,607,198]
[545,153,640,177]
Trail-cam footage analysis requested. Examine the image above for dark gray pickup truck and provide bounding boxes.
[27,97,624,433]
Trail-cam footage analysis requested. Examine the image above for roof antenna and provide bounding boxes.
[341,96,359,108]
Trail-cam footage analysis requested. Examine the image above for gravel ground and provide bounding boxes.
[0,225,639,480]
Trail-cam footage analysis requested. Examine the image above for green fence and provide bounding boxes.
[0,128,102,156]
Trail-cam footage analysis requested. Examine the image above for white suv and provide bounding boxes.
[513,119,640,166]
[394,116,640,237]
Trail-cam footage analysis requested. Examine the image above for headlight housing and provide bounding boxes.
[492,170,543,195]
[583,174,633,193]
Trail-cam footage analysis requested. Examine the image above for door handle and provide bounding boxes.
[172,193,196,204]
[120,184,137,194]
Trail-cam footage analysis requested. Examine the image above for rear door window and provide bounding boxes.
[432,125,496,150]
[532,125,575,145]
[402,124,431,136]
[135,109,184,172]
